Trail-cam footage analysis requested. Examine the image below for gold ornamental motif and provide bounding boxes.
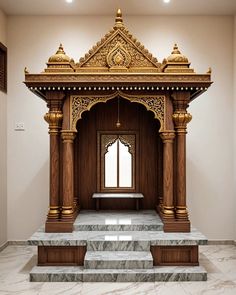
[70,92,165,131]
[106,42,132,71]
[44,111,63,134]
[172,112,192,130]
[76,9,160,72]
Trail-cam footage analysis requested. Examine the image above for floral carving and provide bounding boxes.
[71,92,165,131]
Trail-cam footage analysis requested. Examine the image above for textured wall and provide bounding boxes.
[6,15,235,240]
[0,9,7,247]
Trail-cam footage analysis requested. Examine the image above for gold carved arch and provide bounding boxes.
[70,91,166,132]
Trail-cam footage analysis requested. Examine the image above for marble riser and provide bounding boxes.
[87,240,150,251]
[84,260,153,269]
[84,251,153,269]
[30,266,207,282]
[73,224,163,232]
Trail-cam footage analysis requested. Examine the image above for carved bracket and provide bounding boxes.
[70,91,166,131]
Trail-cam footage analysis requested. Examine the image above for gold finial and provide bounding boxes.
[172,43,181,55]
[24,67,29,74]
[56,43,65,54]
[207,67,212,74]
[115,8,123,27]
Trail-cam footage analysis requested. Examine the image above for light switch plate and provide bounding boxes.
[15,122,25,131]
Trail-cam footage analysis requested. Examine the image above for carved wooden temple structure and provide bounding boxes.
[25,10,212,280]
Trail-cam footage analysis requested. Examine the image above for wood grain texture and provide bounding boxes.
[38,246,86,266]
[49,135,60,208]
[45,221,74,233]
[75,97,161,210]
[151,245,199,266]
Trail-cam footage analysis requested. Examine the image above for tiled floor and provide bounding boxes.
[0,244,236,294]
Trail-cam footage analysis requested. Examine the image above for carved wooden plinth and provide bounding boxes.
[38,246,86,266]
[151,245,198,266]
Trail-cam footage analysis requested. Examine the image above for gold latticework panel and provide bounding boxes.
[70,92,165,131]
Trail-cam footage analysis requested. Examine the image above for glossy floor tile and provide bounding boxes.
[0,245,236,294]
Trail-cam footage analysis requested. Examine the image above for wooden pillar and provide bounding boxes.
[173,111,192,221]
[61,130,76,221]
[44,111,63,222]
[160,132,175,220]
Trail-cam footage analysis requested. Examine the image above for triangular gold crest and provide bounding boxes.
[75,9,161,73]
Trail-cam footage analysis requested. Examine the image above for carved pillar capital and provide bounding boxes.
[44,111,63,134]
[172,112,192,132]
[160,132,175,142]
[61,130,76,143]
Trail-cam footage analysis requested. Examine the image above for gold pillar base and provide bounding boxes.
[162,206,175,219]
[61,206,74,219]
[176,206,189,220]
[47,206,60,220]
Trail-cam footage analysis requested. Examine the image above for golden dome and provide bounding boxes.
[167,44,189,63]
[48,44,71,63]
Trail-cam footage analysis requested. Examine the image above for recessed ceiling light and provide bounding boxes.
[163,0,171,3]
[65,0,73,3]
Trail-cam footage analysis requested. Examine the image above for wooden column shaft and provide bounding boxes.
[176,132,186,206]
[160,132,175,219]
[173,111,192,220]
[44,111,63,220]
[61,131,76,220]
[49,134,60,207]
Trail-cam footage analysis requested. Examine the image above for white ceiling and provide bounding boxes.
[0,0,236,16]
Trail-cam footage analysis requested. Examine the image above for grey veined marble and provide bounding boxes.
[28,228,207,247]
[73,210,163,231]
[30,265,207,282]
[84,251,153,269]
[27,210,208,283]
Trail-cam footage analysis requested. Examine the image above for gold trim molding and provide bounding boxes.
[70,91,166,131]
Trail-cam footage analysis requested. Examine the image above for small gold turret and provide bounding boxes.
[162,43,194,73]
[45,43,74,73]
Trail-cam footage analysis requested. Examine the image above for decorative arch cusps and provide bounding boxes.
[24,9,212,233]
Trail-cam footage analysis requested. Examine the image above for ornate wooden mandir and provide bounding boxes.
[24,10,212,234]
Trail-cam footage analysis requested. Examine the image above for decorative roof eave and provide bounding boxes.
[24,72,212,103]
[24,72,212,85]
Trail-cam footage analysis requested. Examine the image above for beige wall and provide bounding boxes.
[0,9,7,247]
[234,16,236,240]
[6,15,235,240]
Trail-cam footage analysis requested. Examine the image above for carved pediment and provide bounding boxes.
[75,10,161,73]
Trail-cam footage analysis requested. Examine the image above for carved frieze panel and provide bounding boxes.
[70,92,166,131]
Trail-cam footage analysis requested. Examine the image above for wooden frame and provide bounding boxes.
[97,130,139,193]
[0,42,7,93]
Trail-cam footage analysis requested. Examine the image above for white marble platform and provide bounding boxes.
[28,210,208,282]
[30,265,207,282]
[74,210,163,231]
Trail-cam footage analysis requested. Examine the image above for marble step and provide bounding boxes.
[86,232,151,251]
[84,251,153,269]
[73,210,163,232]
[28,229,208,247]
[30,265,207,282]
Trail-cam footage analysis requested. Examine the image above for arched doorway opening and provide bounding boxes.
[75,97,162,210]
